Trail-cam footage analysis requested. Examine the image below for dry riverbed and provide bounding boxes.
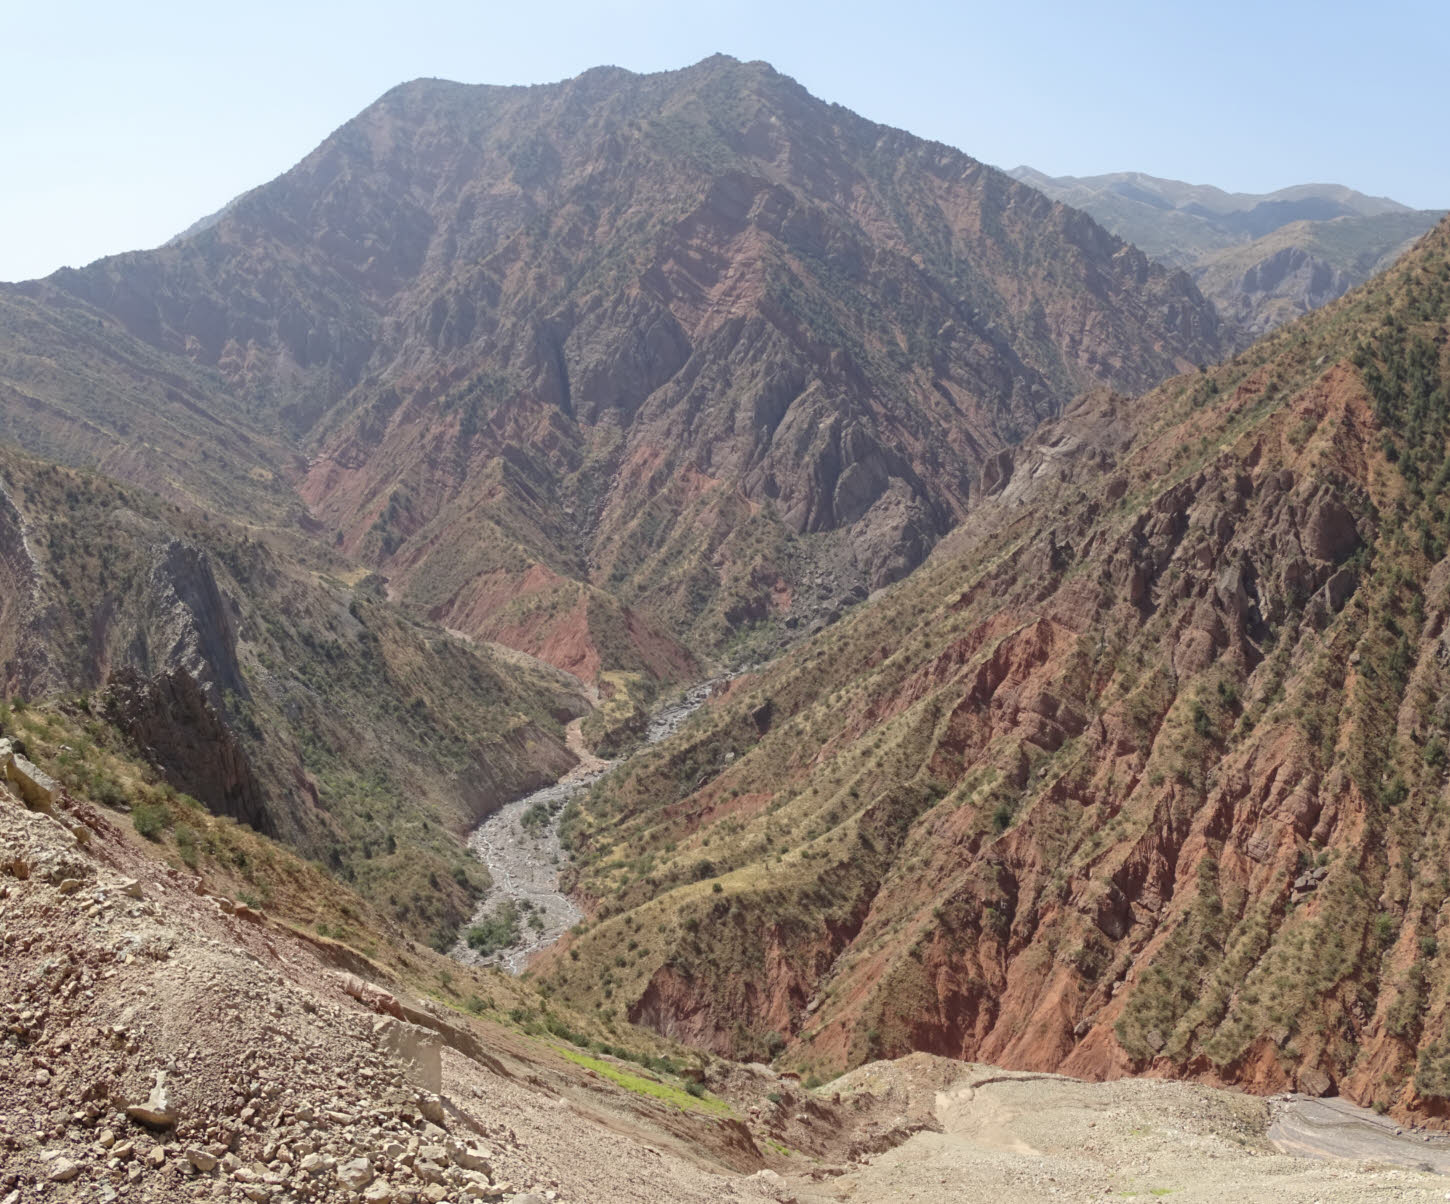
[450,681,723,973]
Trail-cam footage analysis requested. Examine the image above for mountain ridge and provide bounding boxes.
[5,57,1225,683]
[1010,166,1444,336]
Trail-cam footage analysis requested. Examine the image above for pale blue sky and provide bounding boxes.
[3,0,1444,282]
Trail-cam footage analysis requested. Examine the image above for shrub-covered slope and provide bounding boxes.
[544,220,1450,1118]
[0,449,588,943]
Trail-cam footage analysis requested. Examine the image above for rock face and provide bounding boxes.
[10,57,1222,672]
[144,541,247,705]
[1190,216,1443,337]
[101,666,270,834]
[547,219,1450,1117]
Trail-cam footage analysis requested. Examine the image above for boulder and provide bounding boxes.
[300,1153,333,1176]
[337,1158,374,1190]
[47,1159,81,1183]
[372,1018,443,1094]
[341,973,404,1018]
[447,1140,491,1174]
[185,1148,218,1172]
[4,750,60,814]
[417,1092,447,1126]
[413,1159,446,1185]
[126,1070,177,1128]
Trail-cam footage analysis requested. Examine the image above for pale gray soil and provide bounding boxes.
[787,1057,1450,1203]
[452,680,726,974]
[1268,1093,1450,1172]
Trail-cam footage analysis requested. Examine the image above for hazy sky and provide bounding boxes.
[4,0,1444,282]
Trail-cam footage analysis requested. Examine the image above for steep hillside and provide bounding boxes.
[1195,211,1444,336]
[8,684,1436,1202]
[0,449,590,944]
[6,57,1223,676]
[542,219,1450,1120]
[0,288,301,527]
[1010,168,1442,336]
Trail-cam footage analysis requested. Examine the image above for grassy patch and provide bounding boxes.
[555,1047,731,1116]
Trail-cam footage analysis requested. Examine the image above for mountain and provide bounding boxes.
[542,217,1450,1117]
[1193,211,1444,335]
[4,57,1224,687]
[1010,168,1444,336]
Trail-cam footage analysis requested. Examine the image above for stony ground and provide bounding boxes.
[0,769,790,1204]
[8,756,1450,1204]
[785,1055,1450,1203]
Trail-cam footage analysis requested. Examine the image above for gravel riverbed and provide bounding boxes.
[450,679,725,973]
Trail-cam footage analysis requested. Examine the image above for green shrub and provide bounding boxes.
[132,801,170,841]
[466,899,522,956]
[174,824,198,868]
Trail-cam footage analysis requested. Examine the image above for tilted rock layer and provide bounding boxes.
[548,220,1450,1122]
[9,56,1223,671]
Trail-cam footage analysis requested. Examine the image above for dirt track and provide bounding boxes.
[791,1056,1450,1203]
[1268,1093,1450,1172]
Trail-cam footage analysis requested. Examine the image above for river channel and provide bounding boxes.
[449,679,722,974]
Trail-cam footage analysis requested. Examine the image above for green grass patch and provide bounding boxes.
[555,1046,731,1116]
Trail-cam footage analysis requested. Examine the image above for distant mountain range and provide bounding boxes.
[1010,168,1444,335]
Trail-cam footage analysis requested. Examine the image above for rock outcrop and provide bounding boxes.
[101,666,271,834]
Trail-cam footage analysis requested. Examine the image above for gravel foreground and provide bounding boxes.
[801,1056,1450,1203]
[5,758,1449,1204]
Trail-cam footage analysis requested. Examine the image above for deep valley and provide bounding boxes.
[2,49,1448,1204]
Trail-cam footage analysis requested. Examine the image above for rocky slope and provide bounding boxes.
[0,448,589,944]
[0,698,824,1203]
[5,693,1440,1203]
[5,58,1223,679]
[543,218,1450,1121]
[1010,168,1443,336]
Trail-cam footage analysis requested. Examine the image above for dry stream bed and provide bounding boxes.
[449,679,720,973]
